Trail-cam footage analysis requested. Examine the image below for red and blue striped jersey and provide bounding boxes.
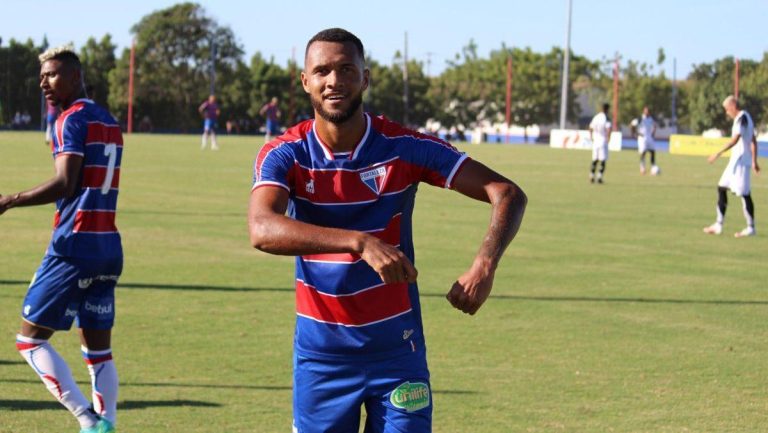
[253,114,468,360]
[48,99,123,259]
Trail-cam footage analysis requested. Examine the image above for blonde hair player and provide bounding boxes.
[703,95,761,237]
[0,45,123,433]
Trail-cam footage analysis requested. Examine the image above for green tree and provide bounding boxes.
[80,35,116,108]
[685,57,761,134]
[739,53,768,130]
[0,38,43,126]
[366,56,432,126]
[108,2,244,130]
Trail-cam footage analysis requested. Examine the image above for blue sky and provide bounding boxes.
[1,0,765,78]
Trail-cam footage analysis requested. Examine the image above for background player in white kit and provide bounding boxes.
[589,103,612,183]
[704,95,760,237]
[637,106,659,175]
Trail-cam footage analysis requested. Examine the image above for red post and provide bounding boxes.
[734,58,740,100]
[505,56,512,143]
[612,58,619,131]
[127,39,135,134]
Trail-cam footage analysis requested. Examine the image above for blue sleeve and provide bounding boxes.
[252,143,295,191]
[56,115,87,156]
[407,138,468,189]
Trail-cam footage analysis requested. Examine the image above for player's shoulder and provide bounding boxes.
[258,119,313,156]
[369,114,457,149]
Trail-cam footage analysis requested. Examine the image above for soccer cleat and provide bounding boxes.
[734,227,756,238]
[589,173,595,183]
[702,223,722,235]
[79,419,115,433]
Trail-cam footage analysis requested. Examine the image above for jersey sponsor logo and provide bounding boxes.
[389,381,430,412]
[359,166,387,195]
[84,301,113,316]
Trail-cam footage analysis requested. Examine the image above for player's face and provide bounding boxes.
[723,102,738,119]
[40,60,80,108]
[302,41,369,124]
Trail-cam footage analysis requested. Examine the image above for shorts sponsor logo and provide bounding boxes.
[78,275,120,289]
[65,308,78,318]
[390,381,430,412]
[24,305,31,316]
[84,301,112,315]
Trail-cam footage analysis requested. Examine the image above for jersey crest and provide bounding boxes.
[359,166,388,195]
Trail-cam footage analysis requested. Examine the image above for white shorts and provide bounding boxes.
[638,136,655,153]
[718,158,751,196]
[592,143,608,162]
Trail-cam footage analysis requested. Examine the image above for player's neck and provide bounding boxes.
[314,111,366,153]
[61,90,88,110]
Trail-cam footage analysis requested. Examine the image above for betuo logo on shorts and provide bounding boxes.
[389,381,430,412]
[84,301,113,315]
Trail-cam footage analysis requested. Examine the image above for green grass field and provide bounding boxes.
[1,131,767,433]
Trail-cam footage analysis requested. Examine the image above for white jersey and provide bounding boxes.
[718,110,754,195]
[590,112,611,146]
[638,114,656,152]
[729,110,754,162]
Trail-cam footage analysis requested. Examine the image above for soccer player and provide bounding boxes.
[248,28,527,433]
[589,103,612,183]
[704,95,760,237]
[198,94,220,150]
[45,101,60,145]
[637,106,659,175]
[0,46,123,433]
[259,96,281,142]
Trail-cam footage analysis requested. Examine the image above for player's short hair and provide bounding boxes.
[602,103,610,112]
[722,95,738,108]
[39,44,82,70]
[305,28,365,63]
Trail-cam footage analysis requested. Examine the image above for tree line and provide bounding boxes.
[1,2,766,135]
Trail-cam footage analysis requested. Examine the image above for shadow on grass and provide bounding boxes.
[0,280,290,293]
[3,280,766,305]
[0,378,473,394]
[0,399,221,411]
[0,359,27,366]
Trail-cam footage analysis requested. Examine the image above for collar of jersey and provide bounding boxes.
[312,113,371,161]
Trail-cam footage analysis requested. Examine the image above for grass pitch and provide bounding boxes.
[1,131,766,433]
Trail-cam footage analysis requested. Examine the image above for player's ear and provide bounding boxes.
[300,71,310,94]
[362,68,370,92]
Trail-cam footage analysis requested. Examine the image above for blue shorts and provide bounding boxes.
[21,255,122,331]
[293,348,432,433]
[266,119,280,135]
[204,118,217,132]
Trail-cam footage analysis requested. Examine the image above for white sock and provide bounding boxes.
[201,133,207,149]
[741,198,755,228]
[82,346,118,424]
[211,133,218,148]
[16,335,98,428]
